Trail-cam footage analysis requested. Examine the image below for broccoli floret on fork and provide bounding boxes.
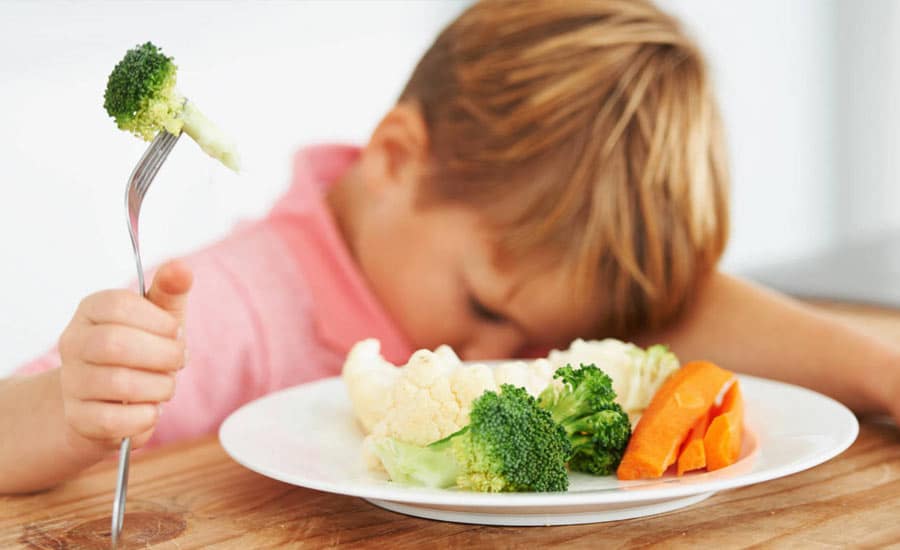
[103,41,239,171]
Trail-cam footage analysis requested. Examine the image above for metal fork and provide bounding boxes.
[111,129,181,549]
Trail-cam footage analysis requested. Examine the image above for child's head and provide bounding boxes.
[340,0,729,359]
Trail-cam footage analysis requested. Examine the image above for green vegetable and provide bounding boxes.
[103,42,240,171]
[538,364,632,476]
[372,384,572,492]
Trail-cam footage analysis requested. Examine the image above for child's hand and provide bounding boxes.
[58,260,193,451]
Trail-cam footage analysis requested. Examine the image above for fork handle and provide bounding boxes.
[112,250,145,547]
[111,437,131,548]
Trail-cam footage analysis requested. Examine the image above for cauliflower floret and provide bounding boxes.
[448,362,499,427]
[360,348,500,471]
[369,349,500,446]
[342,339,401,433]
[492,358,555,397]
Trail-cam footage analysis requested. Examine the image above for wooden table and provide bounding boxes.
[3,302,900,549]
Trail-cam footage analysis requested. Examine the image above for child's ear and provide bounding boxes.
[360,101,429,194]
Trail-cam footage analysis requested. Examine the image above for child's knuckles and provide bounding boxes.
[149,340,184,372]
[160,374,177,401]
[94,405,122,437]
[139,373,174,402]
[162,311,181,336]
[103,290,137,322]
[167,339,187,370]
[107,368,137,401]
[87,327,126,362]
[136,404,159,434]
[58,322,87,361]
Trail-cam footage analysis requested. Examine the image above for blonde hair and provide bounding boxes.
[400,0,730,337]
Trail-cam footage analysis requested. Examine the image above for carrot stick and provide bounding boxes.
[676,410,711,476]
[704,380,744,471]
[617,361,734,480]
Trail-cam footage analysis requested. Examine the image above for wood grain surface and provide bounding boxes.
[2,302,900,549]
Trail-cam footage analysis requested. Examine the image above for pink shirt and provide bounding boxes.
[16,144,415,446]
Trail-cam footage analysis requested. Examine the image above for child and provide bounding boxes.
[1,0,897,493]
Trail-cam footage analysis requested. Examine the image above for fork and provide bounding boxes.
[111,129,181,548]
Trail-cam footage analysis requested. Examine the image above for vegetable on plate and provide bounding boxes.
[676,409,711,476]
[344,338,749,491]
[538,364,631,476]
[704,381,744,471]
[616,360,734,480]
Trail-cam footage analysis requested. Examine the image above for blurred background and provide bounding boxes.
[2,0,898,376]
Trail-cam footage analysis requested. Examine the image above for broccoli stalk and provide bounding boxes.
[103,42,240,172]
[373,435,461,489]
[372,384,572,492]
[538,364,632,476]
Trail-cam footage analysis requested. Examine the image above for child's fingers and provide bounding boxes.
[81,324,185,373]
[67,365,176,404]
[79,289,179,338]
[146,259,193,327]
[129,426,157,450]
[64,399,159,442]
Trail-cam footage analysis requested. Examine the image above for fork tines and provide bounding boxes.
[128,130,181,208]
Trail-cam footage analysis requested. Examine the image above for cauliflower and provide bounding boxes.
[371,347,493,447]
[341,339,401,433]
[343,340,495,441]
[341,341,489,471]
[342,339,556,439]
[492,358,556,396]
[547,338,679,418]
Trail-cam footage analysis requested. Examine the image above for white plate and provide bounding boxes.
[219,374,858,526]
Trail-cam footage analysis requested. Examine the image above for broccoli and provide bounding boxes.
[538,364,632,476]
[372,384,572,492]
[103,42,240,172]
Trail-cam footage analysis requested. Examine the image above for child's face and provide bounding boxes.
[350,181,603,361]
[337,103,603,360]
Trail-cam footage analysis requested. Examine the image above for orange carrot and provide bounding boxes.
[617,361,734,480]
[704,380,744,471]
[676,410,711,476]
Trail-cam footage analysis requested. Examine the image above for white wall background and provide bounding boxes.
[835,0,900,243]
[658,0,839,268]
[1,1,896,376]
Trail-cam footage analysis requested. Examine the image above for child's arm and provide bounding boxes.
[0,261,191,494]
[0,369,111,492]
[637,271,899,422]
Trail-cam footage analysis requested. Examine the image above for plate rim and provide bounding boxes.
[219,373,859,507]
